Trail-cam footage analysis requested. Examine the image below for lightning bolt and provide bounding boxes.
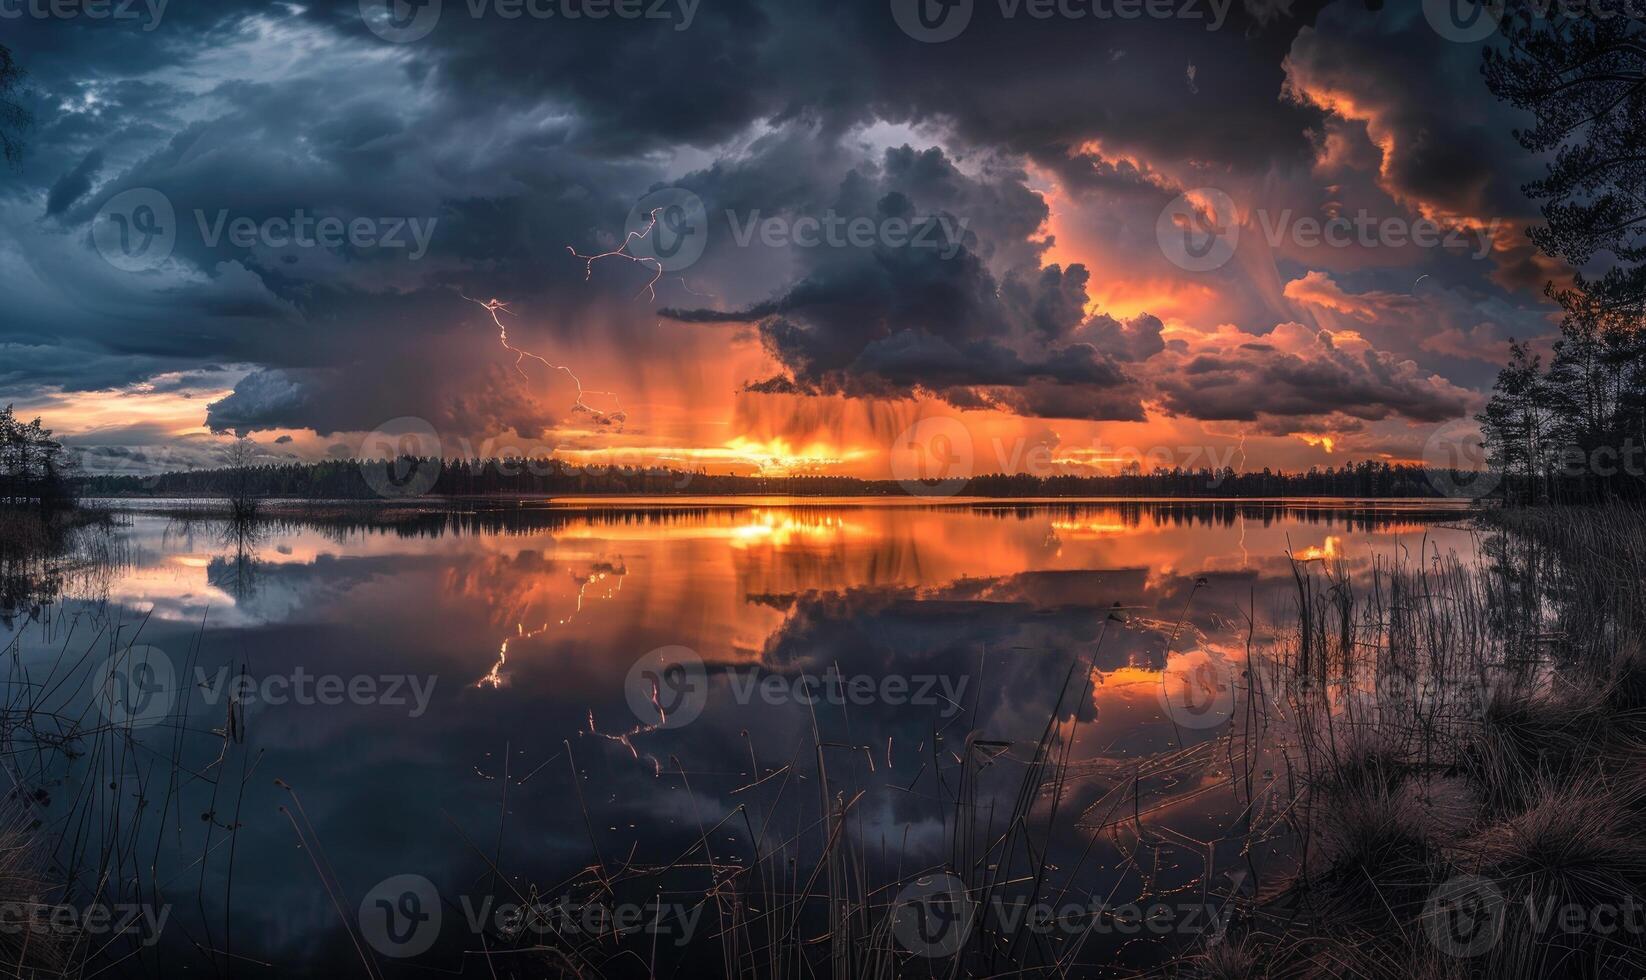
[566,206,668,301]
[461,293,627,428]
[475,564,625,689]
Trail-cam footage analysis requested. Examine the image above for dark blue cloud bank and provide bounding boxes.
[0,0,1559,462]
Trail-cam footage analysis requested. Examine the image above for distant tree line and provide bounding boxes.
[1478,6,1646,503]
[0,406,77,510]
[78,456,1458,499]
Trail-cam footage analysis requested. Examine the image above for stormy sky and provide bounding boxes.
[0,0,1562,477]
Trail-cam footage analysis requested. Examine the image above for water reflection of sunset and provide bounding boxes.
[12,499,1488,976]
[78,500,1477,711]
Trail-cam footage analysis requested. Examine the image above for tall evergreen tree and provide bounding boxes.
[1479,6,1646,500]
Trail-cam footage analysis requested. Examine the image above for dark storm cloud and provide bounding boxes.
[44,147,102,217]
[1076,312,1167,363]
[1150,323,1475,425]
[658,144,1147,419]
[1282,7,1539,224]
[0,0,1543,442]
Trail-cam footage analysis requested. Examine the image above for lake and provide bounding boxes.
[4,497,1481,976]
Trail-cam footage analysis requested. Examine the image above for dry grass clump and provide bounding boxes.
[1301,778,1462,932]
[0,801,68,975]
[1169,936,1266,978]
[1185,505,1646,978]
[1467,681,1635,814]
[1461,778,1646,915]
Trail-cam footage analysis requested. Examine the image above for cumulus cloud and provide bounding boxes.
[0,0,1563,464]
[1150,321,1477,429]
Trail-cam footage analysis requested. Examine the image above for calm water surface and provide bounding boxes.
[9,498,1480,976]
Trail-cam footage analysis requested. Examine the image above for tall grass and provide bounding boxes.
[1170,506,1646,978]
